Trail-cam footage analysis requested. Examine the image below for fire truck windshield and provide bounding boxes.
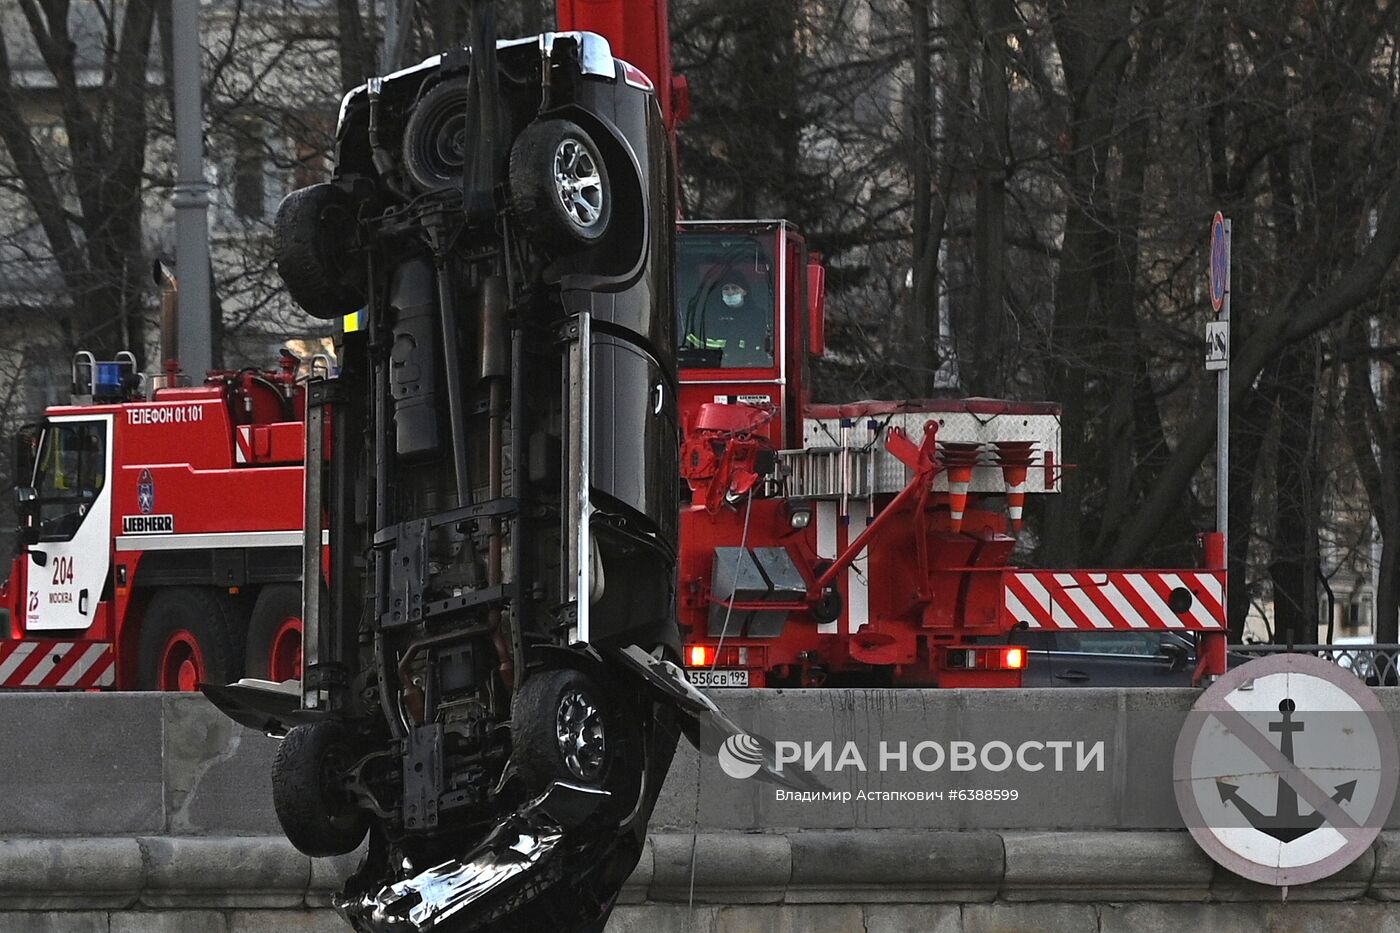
[677,233,777,369]
[32,422,105,541]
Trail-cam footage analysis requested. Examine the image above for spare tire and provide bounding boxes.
[274,183,366,320]
[401,77,476,193]
[509,119,612,254]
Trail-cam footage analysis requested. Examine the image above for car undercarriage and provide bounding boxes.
[203,5,732,929]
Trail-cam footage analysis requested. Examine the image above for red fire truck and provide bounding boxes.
[0,351,314,690]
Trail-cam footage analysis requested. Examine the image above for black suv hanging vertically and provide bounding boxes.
[206,5,696,929]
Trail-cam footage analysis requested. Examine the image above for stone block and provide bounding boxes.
[1001,832,1212,900]
[110,910,230,933]
[862,904,961,933]
[0,693,164,835]
[650,741,702,831]
[228,909,350,932]
[1208,844,1374,901]
[0,912,110,933]
[139,836,309,908]
[787,830,1001,902]
[648,832,790,903]
[963,903,1097,933]
[712,905,866,933]
[306,846,367,908]
[617,836,654,905]
[1372,832,1400,900]
[162,694,282,835]
[0,837,142,909]
[1263,902,1400,933]
[607,904,715,933]
[1099,903,1260,933]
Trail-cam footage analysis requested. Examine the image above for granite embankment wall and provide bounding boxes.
[1,691,1398,932]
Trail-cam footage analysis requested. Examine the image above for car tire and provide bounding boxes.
[136,587,239,691]
[401,78,477,193]
[513,667,636,795]
[274,183,365,320]
[509,119,612,254]
[245,584,303,683]
[271,722,368,857]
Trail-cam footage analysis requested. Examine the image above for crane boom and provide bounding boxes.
[556,0,687,132]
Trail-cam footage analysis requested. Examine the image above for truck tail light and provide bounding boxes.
[944,646,1026,672]
[683,644,757,668]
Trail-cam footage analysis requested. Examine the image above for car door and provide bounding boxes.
[1039,630,1194,687]
[25,416,113,632]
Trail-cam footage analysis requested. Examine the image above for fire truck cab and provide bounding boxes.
[0,352,312,690]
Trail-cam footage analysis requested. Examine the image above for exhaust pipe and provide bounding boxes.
[152,259,181,385]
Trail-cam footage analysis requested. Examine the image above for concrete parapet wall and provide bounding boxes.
[1,830,1399,930]
[0,691,1397,931]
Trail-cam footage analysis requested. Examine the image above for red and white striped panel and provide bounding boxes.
[0,641,116,689]
[1003,570,1226,631]
[234,425,253,464]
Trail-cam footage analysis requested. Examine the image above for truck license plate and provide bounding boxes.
[687,669,750,688]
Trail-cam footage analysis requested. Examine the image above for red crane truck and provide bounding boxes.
[555,0,1230,688]
[0,350,315,690]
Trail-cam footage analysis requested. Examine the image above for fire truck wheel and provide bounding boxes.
[137,587,239,692]
[509,119,613,253]
[274,183,365,320]
[245,584,303,683]
[401,77,475,192]
[272,722,368,858]
[512,667,638,800]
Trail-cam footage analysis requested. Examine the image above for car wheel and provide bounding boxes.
[513,667,635,795]
[271,722,368,857]
[274,183,365,320]
[509,119,612,254]
[401,78,476,193]
[137,587,238,691]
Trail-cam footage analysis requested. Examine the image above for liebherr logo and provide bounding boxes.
[122,514,174,535]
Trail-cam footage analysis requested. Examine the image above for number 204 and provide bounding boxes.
[51,556,74,586]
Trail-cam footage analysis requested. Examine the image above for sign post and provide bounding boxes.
[1207,212,1230,548]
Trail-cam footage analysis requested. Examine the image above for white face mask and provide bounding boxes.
[721,284,746,308]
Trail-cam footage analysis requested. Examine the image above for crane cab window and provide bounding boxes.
[677,234,777,369]
[32,422,106,541]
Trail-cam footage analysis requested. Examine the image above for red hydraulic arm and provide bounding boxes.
[556,0,689,134]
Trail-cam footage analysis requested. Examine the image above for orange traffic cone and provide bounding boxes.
[995,441,1036,536]
[939,442,982,534]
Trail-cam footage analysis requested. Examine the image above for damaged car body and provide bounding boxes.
[203,6,715,930]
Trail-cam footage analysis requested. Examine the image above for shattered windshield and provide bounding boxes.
[677,233,777,369]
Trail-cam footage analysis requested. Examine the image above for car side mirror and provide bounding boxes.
[14,486,38,547]
[1158,641,1189,671]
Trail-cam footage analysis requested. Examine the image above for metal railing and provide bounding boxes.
[1230,643,1400,686]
